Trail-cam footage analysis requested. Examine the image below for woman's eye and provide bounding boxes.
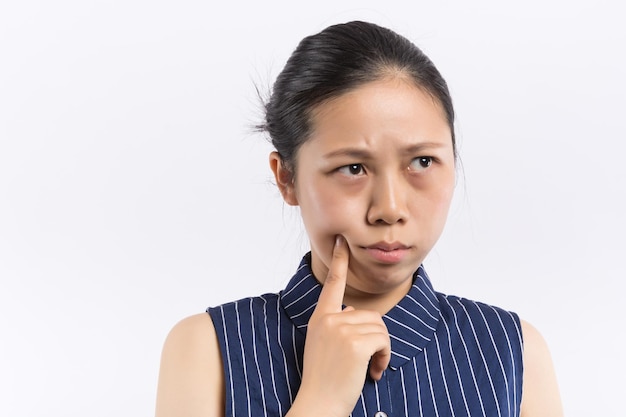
[337,164,365,176]
[410,157,433,171]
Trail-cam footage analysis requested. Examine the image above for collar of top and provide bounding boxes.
[280,253,441,370]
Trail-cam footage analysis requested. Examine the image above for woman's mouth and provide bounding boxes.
[362,242,410,264]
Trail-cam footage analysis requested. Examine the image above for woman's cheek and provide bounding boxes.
[308,204,351,240]
[304,198,357,263]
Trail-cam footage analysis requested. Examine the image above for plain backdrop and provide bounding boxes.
[1,1,624,416]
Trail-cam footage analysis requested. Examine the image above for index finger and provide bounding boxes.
[315,235,349,314]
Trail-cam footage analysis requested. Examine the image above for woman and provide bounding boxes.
[155,21,562,417]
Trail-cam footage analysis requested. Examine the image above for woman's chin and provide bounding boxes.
[346,262,416,296]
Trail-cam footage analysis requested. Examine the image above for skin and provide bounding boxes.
[155,77,563,417]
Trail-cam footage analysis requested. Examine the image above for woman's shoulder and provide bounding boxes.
[518,319,564,416]
[435,291,522,331]
[155,313,224,417]
[160,313,218,348]
[433,291,563,416]
[206,291,284,323]
[208,291,282,309]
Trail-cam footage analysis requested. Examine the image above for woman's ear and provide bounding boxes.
[269,152,299,206]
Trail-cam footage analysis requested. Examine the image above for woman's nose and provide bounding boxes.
[366,175,409,225]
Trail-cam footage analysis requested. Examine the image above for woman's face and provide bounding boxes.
[275,78,456,306]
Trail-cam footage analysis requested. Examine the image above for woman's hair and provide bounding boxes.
[260,20,455,173]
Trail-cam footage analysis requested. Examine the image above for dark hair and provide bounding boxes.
[260,20,455,173]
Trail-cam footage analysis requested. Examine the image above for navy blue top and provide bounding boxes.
[208,254,523,416]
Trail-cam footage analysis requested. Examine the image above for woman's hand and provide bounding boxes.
[287,236,391,417]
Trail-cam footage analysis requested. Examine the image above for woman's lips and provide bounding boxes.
[363,242,410,264]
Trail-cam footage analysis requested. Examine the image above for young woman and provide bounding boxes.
[155,21,562,417]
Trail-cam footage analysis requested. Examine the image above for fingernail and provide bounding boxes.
[335,235,343,247]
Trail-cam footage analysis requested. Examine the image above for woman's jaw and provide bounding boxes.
[309,235,425,313]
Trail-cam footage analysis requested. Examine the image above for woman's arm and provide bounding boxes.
[520,320,563,417]
[155,313,225,417]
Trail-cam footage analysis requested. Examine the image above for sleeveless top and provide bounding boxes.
[208,254,523,417]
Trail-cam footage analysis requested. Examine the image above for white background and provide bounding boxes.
[1,1,624,416]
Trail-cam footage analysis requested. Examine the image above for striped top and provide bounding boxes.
[208,254,523,417]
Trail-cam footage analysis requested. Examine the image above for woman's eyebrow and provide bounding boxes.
[323,148,372,159]
[323,142,449,159]
[402,142,449,154]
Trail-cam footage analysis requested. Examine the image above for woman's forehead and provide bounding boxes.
[305,79,452,151]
